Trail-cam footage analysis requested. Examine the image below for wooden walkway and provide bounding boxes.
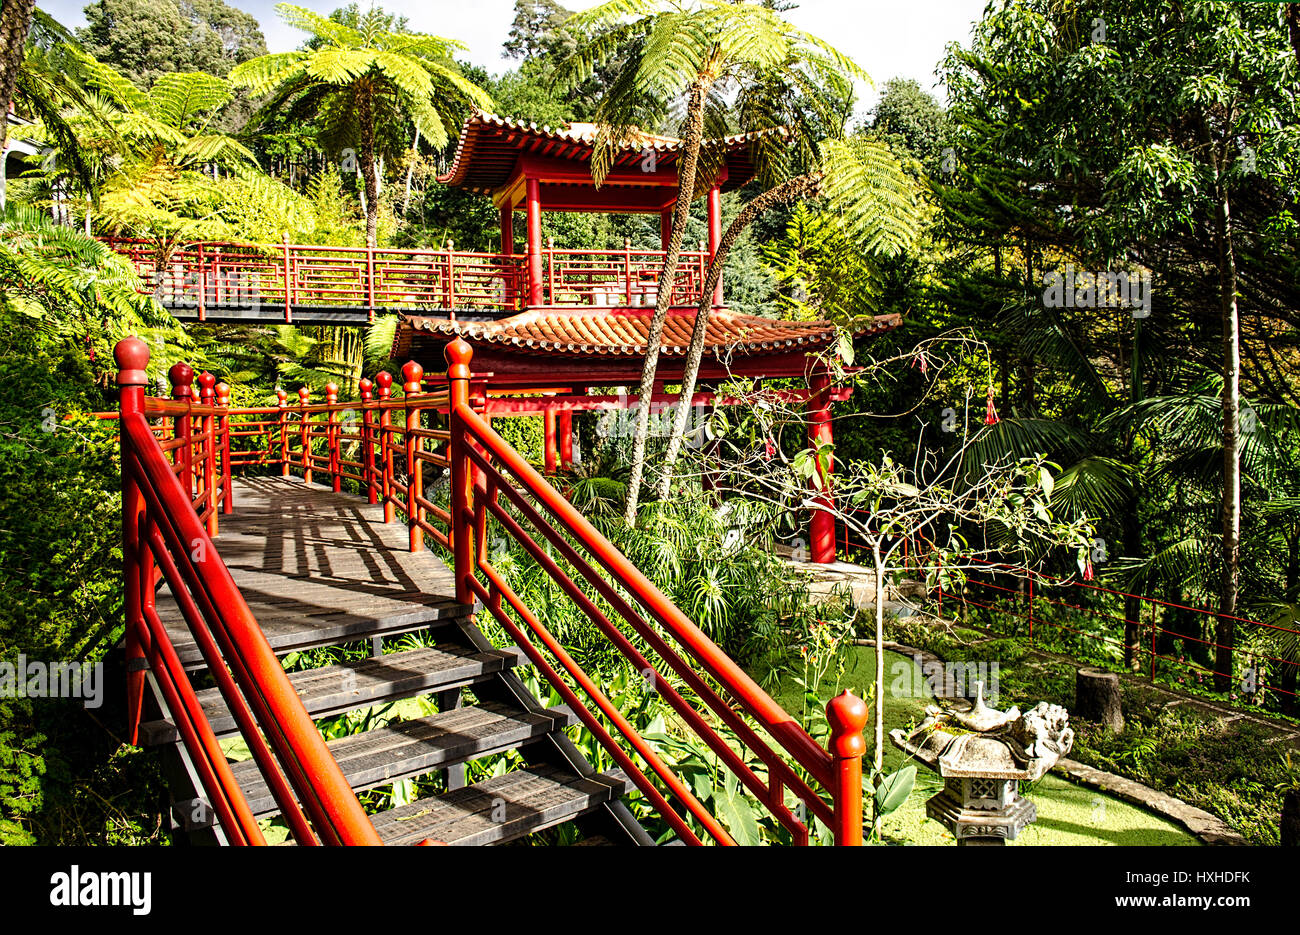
[157,476,471,668]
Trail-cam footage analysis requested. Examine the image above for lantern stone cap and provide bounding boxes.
[890,699,1074,783]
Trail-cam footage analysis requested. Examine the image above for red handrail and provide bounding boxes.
[115,338,382,846]
[103,336,867,846]
[443,338,868,845]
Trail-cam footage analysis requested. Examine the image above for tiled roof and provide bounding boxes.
[438,109,787,195]
[397,308,899,358]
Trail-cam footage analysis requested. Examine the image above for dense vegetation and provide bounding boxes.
[1,0,1297,844]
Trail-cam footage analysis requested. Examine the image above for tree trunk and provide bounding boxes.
[623,76,710,525]
[1213,172,1241,694]
[1075,668,1124,733]
[657,172,823,496]
[0,0,36,152]
[1286,4,1300,70]
[357,83,380,250]
[403,128,420,216]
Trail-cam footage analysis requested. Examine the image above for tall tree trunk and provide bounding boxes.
[0,0,35,152]
[357,84,379,250]
[1286,4,1300,69]
[657,172,823,496]
[1213,171,1242,694]
[623,76,710,525]
[403,128,420,216]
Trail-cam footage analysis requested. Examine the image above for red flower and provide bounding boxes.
[984,387,999,426]
[912,352,928,375]
[1083,560,1094,582]
[764,437,776,460]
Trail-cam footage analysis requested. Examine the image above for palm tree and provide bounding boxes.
[657,136,925,498]
[230,3,493,249]
[566,0,870,524]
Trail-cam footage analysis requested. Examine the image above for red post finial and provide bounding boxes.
[401,360,424,396]
[358,377,373,401]
[445,339,473,381]
[325,382,339,403]
[825,691,869,759]
[276,388,287,407]
[198,371,216,403]
[298,386,310,405]
[374,371,393,399]
[169,361,194,399]
[215,382,231,406]
[114,337,150,387]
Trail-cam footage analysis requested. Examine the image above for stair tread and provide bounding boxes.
[370,764,633,846]
[193,643,518,738]
[232,702,574,816]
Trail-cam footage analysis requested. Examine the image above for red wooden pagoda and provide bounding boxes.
[395,111,901,564]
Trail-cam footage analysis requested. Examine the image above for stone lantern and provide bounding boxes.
[890,685,1073,846]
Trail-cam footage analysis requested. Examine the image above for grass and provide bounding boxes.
[769,644,1199,846]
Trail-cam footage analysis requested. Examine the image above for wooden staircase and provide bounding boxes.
[139,477,646,846]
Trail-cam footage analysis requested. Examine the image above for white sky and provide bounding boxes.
[37,0,987,113]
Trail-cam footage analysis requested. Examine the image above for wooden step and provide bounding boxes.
[370,765,634,846]
[184,643,522,740]
[232,702,575,817]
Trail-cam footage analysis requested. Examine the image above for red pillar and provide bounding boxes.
[526,177,543,307]
[707,184,723,306]
[557,409,573,470]
[808,363,836,564]
[660,207,673,250]
[543,407,558,474]
[499,201,515,253]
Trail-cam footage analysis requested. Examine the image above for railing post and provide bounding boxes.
[624,237,632,306]
[196,242,207,322]
[403,361,425,552]
[325,382,341,493]
[825,691,869,845]
[445,239,455,310]
[359,377,376,504]
[169,362,195,498]
[546,236,555,305]
[117,337,151,746]
[215,381,233,515]
[446,338,474,606]
[276,388,289,476]
[1027,575,1034,643]
[198,371,217,535]
[543,407,558,474]
[282,233,293,324]
[376,371,394,522]
[365,245,376,321]
[298,385,312,484]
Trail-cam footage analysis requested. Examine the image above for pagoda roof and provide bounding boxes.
[393,308,898,359]
[438,109,786,196]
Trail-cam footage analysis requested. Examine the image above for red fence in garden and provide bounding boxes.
[103,237,714,321]
[104,336,870,846]
[840,525,1300,706]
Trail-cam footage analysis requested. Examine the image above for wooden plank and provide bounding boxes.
[231,703,575,816]
[369,765,633,846]
[152,476,468,667]
[192,644,519,737]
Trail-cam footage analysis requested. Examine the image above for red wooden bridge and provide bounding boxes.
[107,237,719,324]
[110,336,869,845]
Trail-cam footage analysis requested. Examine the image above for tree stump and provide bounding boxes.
[1075,668,1124,733]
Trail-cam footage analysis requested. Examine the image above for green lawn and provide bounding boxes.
[769,645,1199,846]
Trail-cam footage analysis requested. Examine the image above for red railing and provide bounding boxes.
[107,336,869,845]
[840,524,1300,707]
[115,339,382,845]
[103,237,715,320]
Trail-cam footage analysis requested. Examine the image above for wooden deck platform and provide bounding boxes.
[156,475,471,668]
